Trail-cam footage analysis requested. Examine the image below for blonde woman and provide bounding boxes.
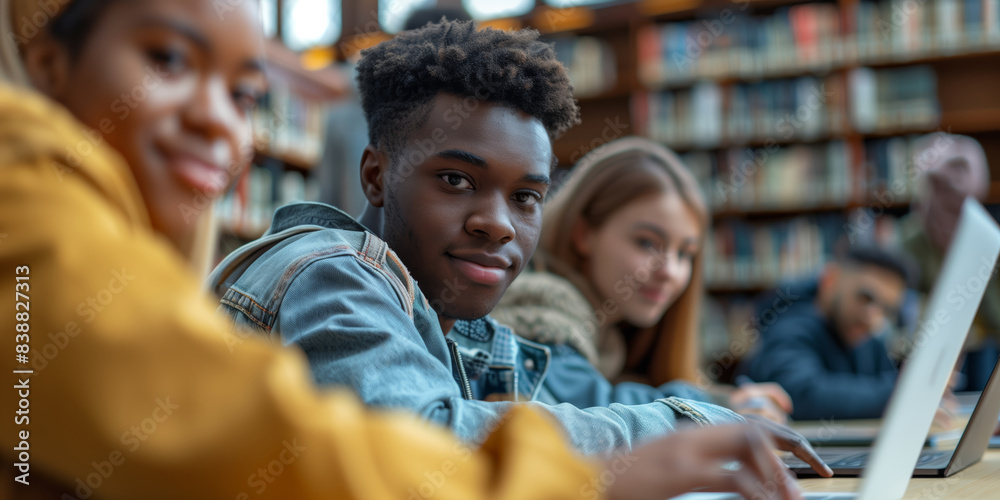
[495,136,793,423]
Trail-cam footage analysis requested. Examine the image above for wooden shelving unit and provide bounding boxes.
[489,0,1000,298]
[215,10,349,257]
[270,0,999,296]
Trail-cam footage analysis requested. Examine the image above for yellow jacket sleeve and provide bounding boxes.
[0,85,599,500]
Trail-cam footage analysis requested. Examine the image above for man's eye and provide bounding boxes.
[440,174,473,190]
[513,192,541,206]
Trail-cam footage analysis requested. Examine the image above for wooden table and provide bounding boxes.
[797,450,1000,499]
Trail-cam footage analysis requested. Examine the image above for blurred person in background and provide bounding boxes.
[741,247,913,420]
[902,132,1000,392]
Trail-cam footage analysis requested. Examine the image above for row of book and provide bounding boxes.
[550,35,618,98]
[638,0,1000,86]
[635,75,843,148]
[634,67,938,148]
[252,82,328,168]
[684,142,855,212]
[682,135,933,214]
[850,66,940,133]
[216,163,320,239]
[703,213,905,289]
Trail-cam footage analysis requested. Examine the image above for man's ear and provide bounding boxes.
[20,35,72,99]
[571,218,592,257]
[360,144,389,208]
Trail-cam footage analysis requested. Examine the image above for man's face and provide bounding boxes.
[828,265,906,348]
[921,158,982,251]
[378,94,552,322]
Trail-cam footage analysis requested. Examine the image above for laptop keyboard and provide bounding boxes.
[829,450,949,468]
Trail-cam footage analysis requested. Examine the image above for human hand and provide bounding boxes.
[742,414,834,478]
[730,382,794,425]
[932,388,960,431]
[605,423,802,500]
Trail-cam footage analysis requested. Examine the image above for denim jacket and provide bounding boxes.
[493,271,724,409]
[208,202,742,455]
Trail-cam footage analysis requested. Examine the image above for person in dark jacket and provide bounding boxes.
[743,246,913,420]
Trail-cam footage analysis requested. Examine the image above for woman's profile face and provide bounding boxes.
[576,191,701,328]
[33,0,266,251]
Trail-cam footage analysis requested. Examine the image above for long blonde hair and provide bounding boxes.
[537,137,708,385]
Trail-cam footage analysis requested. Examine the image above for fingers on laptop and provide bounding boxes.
[744,415,834,478]
[606,424,802,500]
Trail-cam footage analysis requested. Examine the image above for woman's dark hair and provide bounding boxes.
[49,0,118,58]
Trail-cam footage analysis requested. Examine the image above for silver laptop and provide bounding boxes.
[787,349,1000,477]
[672,198,1000,500]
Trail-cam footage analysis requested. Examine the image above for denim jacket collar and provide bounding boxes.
[449,317,550,402]
[266,202,371,235]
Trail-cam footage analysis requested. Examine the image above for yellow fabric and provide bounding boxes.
[0,83,598,499]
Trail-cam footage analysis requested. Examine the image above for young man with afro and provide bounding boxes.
[208,19,828,473]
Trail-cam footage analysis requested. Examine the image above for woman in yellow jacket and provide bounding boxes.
[0,1,802,499]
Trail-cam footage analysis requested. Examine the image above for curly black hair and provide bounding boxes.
[356,19,581,158]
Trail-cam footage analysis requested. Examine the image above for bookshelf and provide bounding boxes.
[306,0,998,291]
[259,0,997,380]
[460,0,1000,380]
[216,37,347,247]
[511,0,1000,293]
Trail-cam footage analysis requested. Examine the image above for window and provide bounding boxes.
[463,0,534,20]
[282,0,342,51]
[260,0,277,38]
[379,0,436,34]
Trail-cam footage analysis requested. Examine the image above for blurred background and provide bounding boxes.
[218,0,1000,384]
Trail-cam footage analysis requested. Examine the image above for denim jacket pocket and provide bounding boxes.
[660,397,713,426]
